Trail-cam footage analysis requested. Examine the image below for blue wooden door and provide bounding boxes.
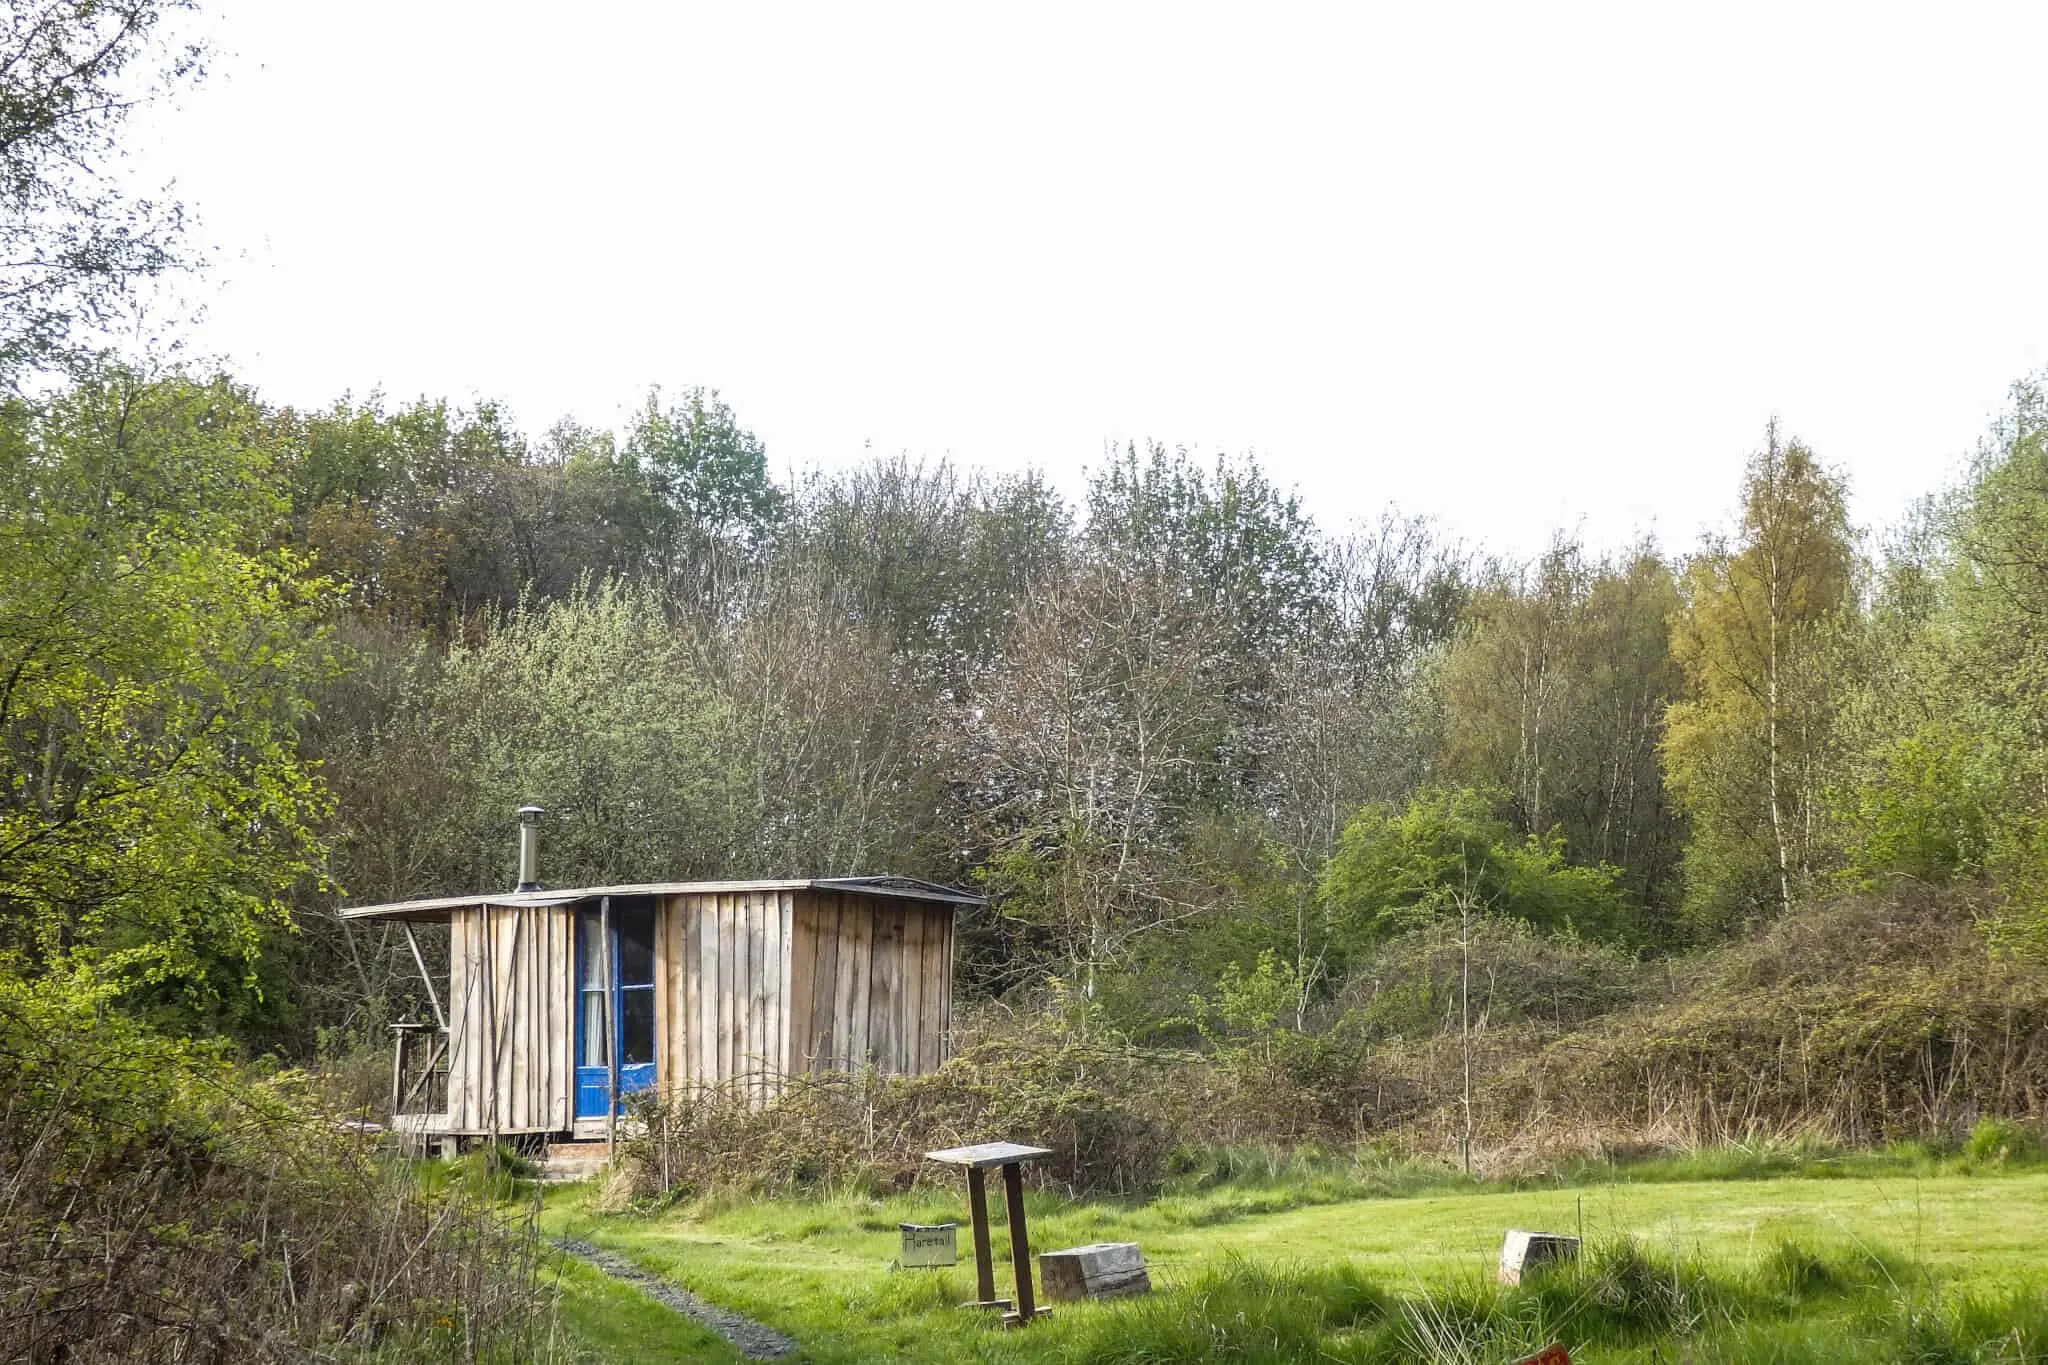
[574,902,657,1119]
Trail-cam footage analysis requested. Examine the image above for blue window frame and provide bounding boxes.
[574,901,656,1119]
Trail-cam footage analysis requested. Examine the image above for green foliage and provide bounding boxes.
[1439,538,1685,914]
[1083,442,1332,664]
[1833,722,1998,885]
[0,973,559,1362]
[1317,786,1632,949]
[0,369,334,1027]
[1204,949,1309,1039]
[1664,425,1854,935]
[625,385,785,563]
[0,0,202,379]
[363,579,731,891]
[785,455,1069,682]
[286,393,539,627]
[1964,1117,2041,1165]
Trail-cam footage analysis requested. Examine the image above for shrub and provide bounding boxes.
[1336,917,1648,1038]
[1470,890,2048,1153]
[1963,1117,2041,1164]
[0,974,556,1362]
[626,1011,1176,1199]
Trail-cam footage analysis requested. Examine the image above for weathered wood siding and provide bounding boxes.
[784,889,955,1077]
[445,903,574,1134]
[657,888,798,1098]
[437,887,956,1130]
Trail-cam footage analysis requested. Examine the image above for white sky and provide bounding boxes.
[129,2,2048,559]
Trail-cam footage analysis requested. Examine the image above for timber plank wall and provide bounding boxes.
[446,902,576,1135]
[657,887,955,1098]
[434,888,956,1135]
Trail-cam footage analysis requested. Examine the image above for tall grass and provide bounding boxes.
[1068,1236,2048,1365]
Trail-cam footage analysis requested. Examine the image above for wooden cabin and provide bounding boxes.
[341,875,978,1146]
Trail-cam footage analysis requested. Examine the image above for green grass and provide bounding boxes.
[544,1255,744,1363]
[541,1159,2048,1363]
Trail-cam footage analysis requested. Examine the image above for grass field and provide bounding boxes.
[540,1152,2048,1362]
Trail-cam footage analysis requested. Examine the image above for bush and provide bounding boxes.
[1469,890,2048,1153]
[0,974,556,1362]
[1336,917,1648,1038]
[626,1010,1177,1200]
[1963,1117,2041,1164]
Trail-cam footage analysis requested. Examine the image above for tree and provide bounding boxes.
[1663,423,1853,932]
[1821,376,2048,944]
[0,1,203,380]
[1439,537,1684,918]
[961,557,1234,999]
[0,367,333,1032]
[1316,786,1631,954]
[688,558,940,878]
[360,581,732,894]
[781,456,1068,690]
[1244,513,1471,1006]
[624,386,784,588]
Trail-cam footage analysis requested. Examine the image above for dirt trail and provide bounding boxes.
[554,1237,799,1360]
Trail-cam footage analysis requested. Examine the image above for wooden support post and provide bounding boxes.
[967,1166,997,1305]
[389,1027,407,1121]
[1002,1160,1037,1324]
[402,921,447,1031]
[599,896,617,1158]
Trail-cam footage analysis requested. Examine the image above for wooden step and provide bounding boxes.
[541,1140,614,1182]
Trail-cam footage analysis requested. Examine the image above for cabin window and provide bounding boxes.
[616,905,655,1068]
[578,914,607,1068]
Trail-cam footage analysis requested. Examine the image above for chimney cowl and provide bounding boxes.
[514,804,544,892]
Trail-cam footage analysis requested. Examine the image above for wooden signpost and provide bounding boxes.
[924,1141,1054,1326]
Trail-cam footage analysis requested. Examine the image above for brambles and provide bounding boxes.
[0,978,557,1362]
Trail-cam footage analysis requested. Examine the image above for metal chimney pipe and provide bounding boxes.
[515,804,544,891]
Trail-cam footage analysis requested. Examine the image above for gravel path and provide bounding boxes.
[554,1237,799,1360]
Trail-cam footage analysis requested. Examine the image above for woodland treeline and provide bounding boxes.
[3,3,2047,1354]
[8,359,2047,1057]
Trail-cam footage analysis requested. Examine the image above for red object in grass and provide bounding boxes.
[1513,1348,1570,1365]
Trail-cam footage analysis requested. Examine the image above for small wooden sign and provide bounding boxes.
[900,1222,958,1268]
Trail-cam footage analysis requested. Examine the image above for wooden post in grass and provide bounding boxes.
[966,1168,996,1303]
[926,1142,1055,1326]
[1001,1159,1035,1322]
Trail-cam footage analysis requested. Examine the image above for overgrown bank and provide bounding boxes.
[614,887,2046,1201]
[0,978,557,1362]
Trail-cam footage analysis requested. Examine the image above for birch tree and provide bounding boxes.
[1663,423,1852,933]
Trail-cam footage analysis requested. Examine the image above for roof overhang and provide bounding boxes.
[337,875,987,923]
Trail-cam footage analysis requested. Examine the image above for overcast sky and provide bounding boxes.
[130,2,2048,558]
